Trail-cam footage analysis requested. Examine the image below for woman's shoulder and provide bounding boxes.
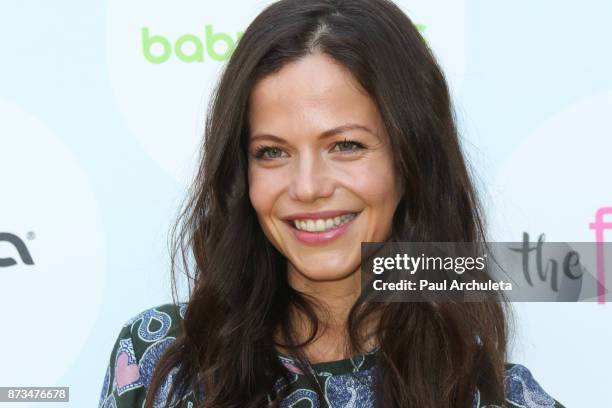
[485,363,565,408]
[115,302,187,360]
[121,303,186,335]
[118,303,186,356]
[98,303,187,408]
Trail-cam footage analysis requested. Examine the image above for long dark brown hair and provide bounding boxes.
[145,0,511,407]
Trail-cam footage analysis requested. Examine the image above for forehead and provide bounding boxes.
[248,53,383,135]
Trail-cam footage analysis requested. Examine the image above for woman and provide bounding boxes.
[98,0,565,407]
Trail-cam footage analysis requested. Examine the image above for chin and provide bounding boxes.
[294,264,359,282]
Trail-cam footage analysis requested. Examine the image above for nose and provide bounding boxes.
[288,151,335,203]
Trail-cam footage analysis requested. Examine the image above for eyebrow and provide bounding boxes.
[249,123,377,144]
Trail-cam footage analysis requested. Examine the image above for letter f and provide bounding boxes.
[589,207,612,303]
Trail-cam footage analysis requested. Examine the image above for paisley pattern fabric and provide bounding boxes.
[98,304,565,408]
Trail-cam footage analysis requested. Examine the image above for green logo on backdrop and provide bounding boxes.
[142,24,426,64]
[142,25,244,64]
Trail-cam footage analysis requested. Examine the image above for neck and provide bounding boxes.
[287,262,361,326]
[275,264,378,363]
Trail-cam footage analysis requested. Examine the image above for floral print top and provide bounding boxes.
[98,304,565,408]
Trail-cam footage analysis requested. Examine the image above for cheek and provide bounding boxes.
[346,158,398,207]
[248,166,281,217]
[343,157,399,240]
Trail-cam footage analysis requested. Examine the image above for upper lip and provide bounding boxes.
[284,210,359,222]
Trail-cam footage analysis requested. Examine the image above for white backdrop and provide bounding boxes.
[0,0,611,406]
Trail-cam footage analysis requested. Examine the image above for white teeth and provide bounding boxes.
[292,213,357,232]
[315,219,325,230]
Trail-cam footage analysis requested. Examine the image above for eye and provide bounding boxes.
[254,145,286,160]
[332,139,365,153]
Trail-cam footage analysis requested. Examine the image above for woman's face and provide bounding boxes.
[247,52,401,283]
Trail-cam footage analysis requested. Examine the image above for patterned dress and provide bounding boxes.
[98,304,566,408]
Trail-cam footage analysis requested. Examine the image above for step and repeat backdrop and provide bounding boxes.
[1,0,611,406]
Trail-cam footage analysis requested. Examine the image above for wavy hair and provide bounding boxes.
[145,0,511,407]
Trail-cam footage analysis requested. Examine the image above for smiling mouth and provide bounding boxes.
[288,213,359,233]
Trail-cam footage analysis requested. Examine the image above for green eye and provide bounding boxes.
[254,146,285,160]
[333,139,365,152]
[264,147,283,158]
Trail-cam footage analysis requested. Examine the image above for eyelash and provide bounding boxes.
[253,139,366,160]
